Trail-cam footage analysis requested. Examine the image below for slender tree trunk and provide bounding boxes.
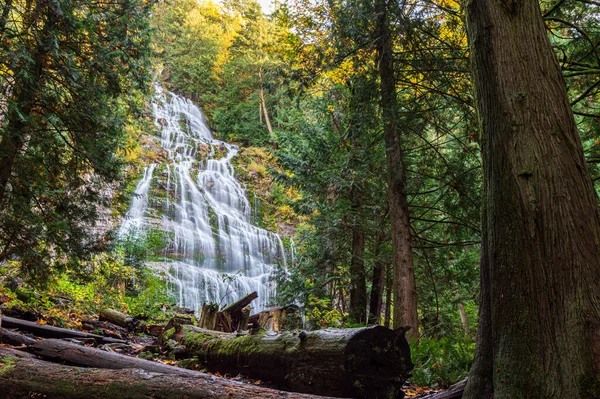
[456,303,471,339]
[384,264,392,328]
[368,233,386,324]
[374,0,418,340]
[349,184,367,323]
[464,0,600,397]
[258,67,273,136]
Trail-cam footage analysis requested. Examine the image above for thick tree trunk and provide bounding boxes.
[176,325,413,399]
[374,0,418,340]
[464,0,600,397]
[349,185,367,324]
[0,348,337,399]
[1,316,127,344]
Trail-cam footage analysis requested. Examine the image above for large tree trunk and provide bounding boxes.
[464,0,600,397]
[374,0,418,339]
[175,324,413,399]
[0,347,337,399]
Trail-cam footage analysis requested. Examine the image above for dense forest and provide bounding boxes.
[0,0,599,397]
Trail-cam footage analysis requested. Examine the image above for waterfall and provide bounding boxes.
[120,84,286,313]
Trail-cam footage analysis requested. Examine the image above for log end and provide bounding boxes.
[344,325,413,399]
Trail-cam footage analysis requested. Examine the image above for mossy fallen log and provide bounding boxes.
[0,347,340,399]
[174,324,413,399]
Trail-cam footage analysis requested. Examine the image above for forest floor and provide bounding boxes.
[0,280,458,399]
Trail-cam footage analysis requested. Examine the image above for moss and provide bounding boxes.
[186,332,261,357]
[0,356,16,377]
[161,327,176,344]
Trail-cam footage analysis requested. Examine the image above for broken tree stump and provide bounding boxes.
[249,305,302,332]
[0,347,341,399]
[198,303,218,330]
[199,291,258,332]
[176,324,413,398]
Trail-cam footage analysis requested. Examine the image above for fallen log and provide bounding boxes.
[82,318,128,338]
[176,324,413,398]
[0,327,37,346]
[417,379,467,399]
[0,347,341,399]
[99,308,137,330]
[31,339,205,375]
[1,316,127,344]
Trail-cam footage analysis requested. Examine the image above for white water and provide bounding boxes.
[120,85,286,313]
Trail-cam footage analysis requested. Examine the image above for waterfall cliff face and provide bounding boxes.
[120,85,286,313]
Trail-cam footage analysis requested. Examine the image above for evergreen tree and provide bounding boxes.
[0,0,154,280]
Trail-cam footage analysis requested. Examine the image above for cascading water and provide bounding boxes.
[120,84,286,313]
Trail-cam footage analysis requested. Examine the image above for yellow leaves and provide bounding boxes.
[36,319,47,325]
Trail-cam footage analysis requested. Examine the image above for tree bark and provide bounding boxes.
[374,0,418,340]
[464,0,600,397]
[176,325,413,399]
[0,347,338,399]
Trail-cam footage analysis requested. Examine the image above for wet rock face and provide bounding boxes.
[119,85,288,314]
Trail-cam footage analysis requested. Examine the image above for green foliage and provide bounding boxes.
[305,294,345,328]
[410,336,475,388]
[0,0,156,280]
[0,244,174,326]
[116,228,173,269]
